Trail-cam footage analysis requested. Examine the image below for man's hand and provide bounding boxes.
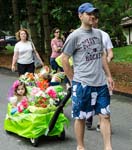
[107,76,114,91]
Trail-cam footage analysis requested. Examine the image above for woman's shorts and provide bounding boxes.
[71,81,110,119]
[17,62,35,76]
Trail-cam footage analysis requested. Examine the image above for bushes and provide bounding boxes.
[5,46,14,54]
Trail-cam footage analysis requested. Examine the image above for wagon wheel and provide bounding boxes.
[30,138,39,147]
[58,129,65,141]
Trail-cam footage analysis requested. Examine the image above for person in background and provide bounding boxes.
[50,27,63,73]
[94,16,113,62]
[61,2,114,150]
[62,29,75,42]
[86,15,114,131]
[11,28,44,76]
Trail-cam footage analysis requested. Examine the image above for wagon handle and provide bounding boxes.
[45,87,71,136]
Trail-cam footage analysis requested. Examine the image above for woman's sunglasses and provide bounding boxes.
[55,31,60,33]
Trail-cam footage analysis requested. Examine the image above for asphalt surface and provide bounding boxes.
[0,69,132,150]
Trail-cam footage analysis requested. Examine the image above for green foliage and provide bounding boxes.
[49,1,79,31]
[0,0,13,32]
[1,0,132,50]
[113,45,132,63]
[5,46,14,54]
[123,8,132,17]
[51,7,72,21]
[48,0,132,47]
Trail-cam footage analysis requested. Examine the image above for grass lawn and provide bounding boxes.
[113,45,132,63]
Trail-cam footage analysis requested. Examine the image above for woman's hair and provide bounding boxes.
[13,80,27,96]
[15,28,30,41]
[52,27,60,34]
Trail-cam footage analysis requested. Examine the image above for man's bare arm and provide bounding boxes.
[102,52,114,90]
[61,53,73,82]
[107,48,113,63]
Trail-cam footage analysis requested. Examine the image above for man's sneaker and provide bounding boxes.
[96,124,100,132]
[86,116,93,130]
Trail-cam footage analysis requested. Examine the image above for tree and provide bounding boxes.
[41,0,51,56]
[26,0,40,50]
[0,0,13,34]
[1,0,132,50]
[12,0,20,32]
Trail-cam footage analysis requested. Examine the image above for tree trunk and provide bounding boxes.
[41,0,51,58]
[12,0,20,32]
[26,0,40,51]
[40,17,45,53]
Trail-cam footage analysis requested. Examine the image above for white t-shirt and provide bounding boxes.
[98,29,113,51]
[14,41,34,64]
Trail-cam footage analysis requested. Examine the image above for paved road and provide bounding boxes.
[0,71,132,150]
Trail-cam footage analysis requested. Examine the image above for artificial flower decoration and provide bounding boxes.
[12,80,20,90]
[36,80,49,91]
[9,96,17,106]
[19,72,36,86]
[40,66,50,75]
[8,71,67,115]
[17,97,28,113]
[35,97,47,108]
[26,73,34,80]
[46,86,57,99]
[31,87,47,97]
[30,86,49,108]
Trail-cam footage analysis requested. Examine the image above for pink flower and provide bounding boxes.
[17,97,28,113]
[13,80,20,90]
[46,87,57,99]
[31,87,40,95]
[21,97,28,108]
[17,104,23,113]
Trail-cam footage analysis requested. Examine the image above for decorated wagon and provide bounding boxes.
[4,70,71,147]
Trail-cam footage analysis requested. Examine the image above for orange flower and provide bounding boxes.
[40,103,47,108]
[26,73,34,80]
[36,80,49,90]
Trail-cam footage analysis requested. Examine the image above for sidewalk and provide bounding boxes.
[0,67,18,77]
[113,90,132,98]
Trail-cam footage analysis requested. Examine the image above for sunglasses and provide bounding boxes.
[55,31,60,33]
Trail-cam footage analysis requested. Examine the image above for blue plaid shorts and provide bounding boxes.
[71,81,110,119]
